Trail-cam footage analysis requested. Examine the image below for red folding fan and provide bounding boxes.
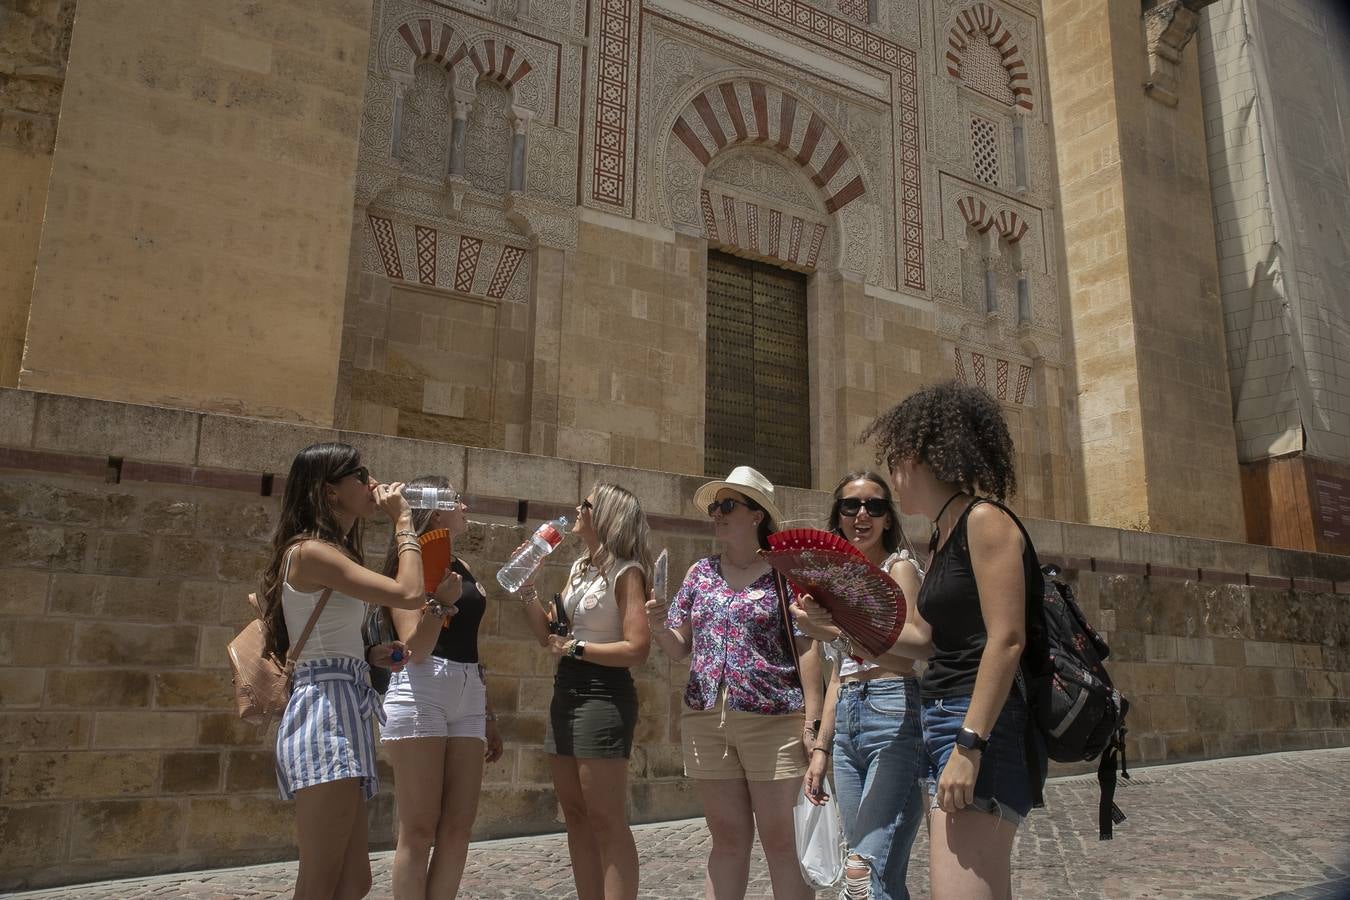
[419,528,452,593]
[761,528,906,657]
[420,528,454,629]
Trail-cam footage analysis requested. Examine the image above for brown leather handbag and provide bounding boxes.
[228,586,331,726]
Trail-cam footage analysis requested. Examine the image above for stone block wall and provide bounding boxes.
[0,0,74,387]
[18,0,374,425]
[0,387,1346,890]
[1043,0,1247,540]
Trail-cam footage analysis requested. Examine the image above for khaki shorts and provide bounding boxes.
[680,691,807,782]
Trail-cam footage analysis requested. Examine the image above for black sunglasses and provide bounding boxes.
[707,498,756,517]
[330,465,369,485]
[837,497,890,518]
[580,499,594,511]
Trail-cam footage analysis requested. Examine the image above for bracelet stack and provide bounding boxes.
[394,528,421,556]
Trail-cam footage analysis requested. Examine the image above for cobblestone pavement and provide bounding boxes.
[9,748,1349,899]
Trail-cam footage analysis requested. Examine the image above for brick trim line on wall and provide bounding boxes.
[3,447,1346,594]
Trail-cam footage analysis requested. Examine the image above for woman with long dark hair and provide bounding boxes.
[798,383,1046,900]
[261,443,459,900]
[377,475,504,899]
[802,471,925,900]
[514,482,653,900]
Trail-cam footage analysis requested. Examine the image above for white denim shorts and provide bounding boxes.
[381,656,487,742]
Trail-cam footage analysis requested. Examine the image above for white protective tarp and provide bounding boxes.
[1198,0,1350,464]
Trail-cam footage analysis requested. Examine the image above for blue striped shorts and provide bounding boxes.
[275,657,385,801]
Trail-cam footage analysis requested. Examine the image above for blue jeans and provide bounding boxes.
[831,676,925,900]
[920,693,1043,825]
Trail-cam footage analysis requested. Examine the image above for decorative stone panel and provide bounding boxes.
[945,2,1034,110]
[954,345,1035,404]
[363,214,531,302]
[700,188,830,270]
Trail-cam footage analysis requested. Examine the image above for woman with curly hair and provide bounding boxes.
[797,382,1046,900]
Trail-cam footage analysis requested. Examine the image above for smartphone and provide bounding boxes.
[654,548,669,602]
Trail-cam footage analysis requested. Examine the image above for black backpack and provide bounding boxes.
[1021,565,1130,839]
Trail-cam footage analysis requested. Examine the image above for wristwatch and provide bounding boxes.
[955,727,988,753]
[567,639,587,658]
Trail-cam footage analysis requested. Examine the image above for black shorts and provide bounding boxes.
[544,656,637,759]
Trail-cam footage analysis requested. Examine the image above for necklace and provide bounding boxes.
[928,491,965,555]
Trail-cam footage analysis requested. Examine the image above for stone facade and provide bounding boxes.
[4,0,1350,543]
[332,0,1080,520]
[1,388,1347,890]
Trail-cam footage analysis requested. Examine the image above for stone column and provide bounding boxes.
[448,99,471,177]
[390,77,411,160]
[509,107,532,193]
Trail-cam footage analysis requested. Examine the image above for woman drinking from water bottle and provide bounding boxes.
[260,443,458,900]
[376,475,505,900]
[514,483,653,900]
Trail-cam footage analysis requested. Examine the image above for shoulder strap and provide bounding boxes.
[771,568,804,688]
[284,543,334,664]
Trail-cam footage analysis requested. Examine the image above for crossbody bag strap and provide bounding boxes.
[772,568,804,688]
[284,543,335,666]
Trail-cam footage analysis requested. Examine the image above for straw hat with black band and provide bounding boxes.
[693,466,785,529]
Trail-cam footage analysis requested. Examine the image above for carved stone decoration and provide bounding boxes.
[401,61,453,179]
[953,345,1036,405]
[361,212,533,302]
[653,75,885,281]
[505,194,580,249]
[1143,0,1220,107]
[464,80,513,195]
[945,2,1034,110]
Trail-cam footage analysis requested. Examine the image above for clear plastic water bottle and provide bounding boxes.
[404,486,461,510]
[496,516,569,592]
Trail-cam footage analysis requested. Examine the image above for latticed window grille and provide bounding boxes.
[705,252,812,489]
[971,117,1000,186]
[961,35,1016,105]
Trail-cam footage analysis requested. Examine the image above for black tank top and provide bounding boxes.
[431,559,486,664]
[917,499,1044,698]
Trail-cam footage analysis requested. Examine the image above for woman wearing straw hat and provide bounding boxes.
[646,466,822,900]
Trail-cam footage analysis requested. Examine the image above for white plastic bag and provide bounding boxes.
[793,783,846,891]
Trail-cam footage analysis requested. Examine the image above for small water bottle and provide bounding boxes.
[404,486,461,510]
[496,516,569,592]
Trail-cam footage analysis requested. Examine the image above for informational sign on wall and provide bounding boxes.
[1312,474,1350,554]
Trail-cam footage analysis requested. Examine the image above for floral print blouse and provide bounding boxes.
[667,555,804,715]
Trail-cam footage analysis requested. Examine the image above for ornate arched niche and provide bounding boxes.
[653,74,882,281]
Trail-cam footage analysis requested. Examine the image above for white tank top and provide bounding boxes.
[562,557,642,644]
[836,550,923,679]
[281,546,366,662]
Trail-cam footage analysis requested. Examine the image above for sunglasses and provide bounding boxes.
[330,465,370,485]
[838,497,890,518]
[707,498,756,517]
[580,499,594,511]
